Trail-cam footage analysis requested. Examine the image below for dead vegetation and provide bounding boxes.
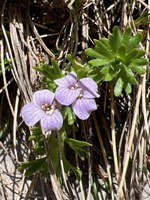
[0,0,150,199]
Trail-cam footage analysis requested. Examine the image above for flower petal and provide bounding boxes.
[55,86,81,105]
[40,109,63,131]
[21,103,45,126]
[72,98,97,120]
[33,90,55,106]
[54,72,77,87]
[79,78,100,98]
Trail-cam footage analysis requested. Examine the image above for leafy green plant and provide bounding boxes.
[18,127,90,181]
[85,26,148,96]
[0,58,11,75]
[33,59,62,91]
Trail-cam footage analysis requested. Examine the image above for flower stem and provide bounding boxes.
[42,130,65,200]
[110,85,120,181]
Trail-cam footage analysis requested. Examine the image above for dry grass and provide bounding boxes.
[0,0,150,199]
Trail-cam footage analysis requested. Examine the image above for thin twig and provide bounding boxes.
[118,80,143,195]
[93,112,115,200]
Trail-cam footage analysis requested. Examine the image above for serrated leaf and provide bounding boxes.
[18,158,46,176]
[66,138,92,147]
[88,58,111,66]
[62,156,82,180]
[66,137,91,160]
[114,77,123,96]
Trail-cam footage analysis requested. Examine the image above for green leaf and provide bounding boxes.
[122,27,132,45]
[114,77,123,96]
[18,158,46,176]
[66,137,91,161]
[62,156,82,180]
[33,60,62,81]
[85,48,105,59]
[124,66,138,85]
[62,106,76,125]
[88,58,111,67]
[104,73,113,81]
[51,59,62,77]
[67,54,88,79]
[100,38,110,47]
[131,58,148,66]
[131,65,146,75]
[127,33,142,51]
[135,49,146,58]
[88,67,104,83]
[50,138,61,176]
[125,83,132,95]
[124,49,139,65]
[94,39,113,59]
[101,66,118,81]
[109,26,122,52]
[118,45,127,58]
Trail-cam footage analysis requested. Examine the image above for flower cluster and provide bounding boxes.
[21,90,63,131]
[54,72,99,120]
[21,72,99,131]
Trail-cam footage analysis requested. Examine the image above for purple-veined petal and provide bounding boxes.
[55,86,81,105]
[54,72,77,87]
[40,109,63,131]
[72,98,97,120]
[33,90,55,106]
[21,102,45,126]
[79,78,100,98]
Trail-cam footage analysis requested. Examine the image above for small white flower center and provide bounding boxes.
[69,82,85,100]
[78,91,83,99]
[42,103,55,115]
[69,83,84,99]
[70,83,79,90]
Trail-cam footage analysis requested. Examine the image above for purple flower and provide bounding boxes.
[21,90,63,131]
[54,72,99,120]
